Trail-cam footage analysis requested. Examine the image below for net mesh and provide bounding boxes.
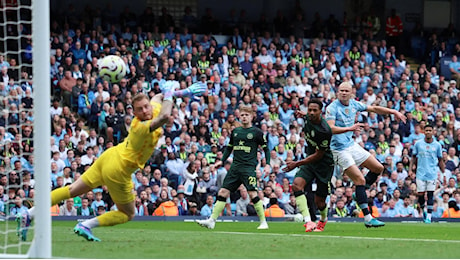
[0,0,34,255]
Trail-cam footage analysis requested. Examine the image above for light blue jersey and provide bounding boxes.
[413,139,442,181]
[326,99,367,151]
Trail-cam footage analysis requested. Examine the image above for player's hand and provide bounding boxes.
[295,110,307,118]
[394,111,407,123]
[349,123,364,131]
[188,82,207,96]
[213,161,222,168]
[282,161,298,172]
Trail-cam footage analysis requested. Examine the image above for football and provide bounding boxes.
[294,213,304,222]
[98,55,127,83]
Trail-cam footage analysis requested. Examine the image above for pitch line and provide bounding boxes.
[212,231,460,244]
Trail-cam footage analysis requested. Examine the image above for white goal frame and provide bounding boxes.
[2,0,52,258]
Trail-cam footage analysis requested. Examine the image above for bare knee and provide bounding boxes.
[345,166,365,185]
[371,163,384,174]
[248,191,258,199]
[218,188,230,198]
[292,178,306,192]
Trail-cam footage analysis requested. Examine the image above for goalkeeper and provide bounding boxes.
[18,81,206,242]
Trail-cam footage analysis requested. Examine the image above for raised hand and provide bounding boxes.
[394,111,407,123]
[187,82,207,97]
[282,161,298,172]
[295,110,307,118]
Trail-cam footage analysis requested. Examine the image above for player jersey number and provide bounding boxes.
[248,176,256,186]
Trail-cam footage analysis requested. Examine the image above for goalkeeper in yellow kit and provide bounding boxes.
[18,81,206,242]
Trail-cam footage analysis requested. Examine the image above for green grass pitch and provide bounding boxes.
[1,220,460,258]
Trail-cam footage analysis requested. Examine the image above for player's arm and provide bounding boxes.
[258,130,270,165]
[438,157,445,174]
[283,148,326,172]
[367,105,406,123]
[149,99,173,132]
[409,155,417,174]
[327,119,364,134]
[218,130,235,166]
[220,145,233,165]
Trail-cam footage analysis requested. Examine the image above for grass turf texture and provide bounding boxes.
[1,221,460,258]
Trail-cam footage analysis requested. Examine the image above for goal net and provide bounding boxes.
[0,0,51,258]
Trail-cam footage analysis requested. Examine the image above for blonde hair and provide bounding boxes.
[239,104,253,114]
[132,93,149,106]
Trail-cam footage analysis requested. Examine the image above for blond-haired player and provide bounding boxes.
[196,105,271,229]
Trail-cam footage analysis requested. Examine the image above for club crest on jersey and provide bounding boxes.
[344,108,349,114]
[310,130,315,137]
[426,146,430,150]
[247,133,253,139]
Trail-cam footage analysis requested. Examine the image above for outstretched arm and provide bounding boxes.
[149,97,172,132]
[327,119,364,134]
[367,105,406,123]
[282,149,325,172]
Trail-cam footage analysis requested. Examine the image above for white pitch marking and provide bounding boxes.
[212,231,460,244]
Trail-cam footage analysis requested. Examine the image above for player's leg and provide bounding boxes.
[426,180,436,223]
[416,179,427,221]
[75,169,136,242]
[241,171,267,229]
[248,190,268,229]
[292,167,316,231]
[292,177,311,222]
[196,187,230,229]
[313,180,331,232]
[352,143,381,188]
[336,148,383,227]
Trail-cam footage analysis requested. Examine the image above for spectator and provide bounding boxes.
[264,193,285,217]
[235,187,250,216]
[59,198,77,216]
[200,195,214,217]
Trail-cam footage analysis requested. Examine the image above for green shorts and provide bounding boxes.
[221,168,257,192]
[295,163,333,198]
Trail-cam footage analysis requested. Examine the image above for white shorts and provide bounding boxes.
[416,179,436,192]
[332,143,371,171]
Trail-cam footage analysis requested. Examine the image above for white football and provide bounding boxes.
[294,213,304,223]
[98,55,127,83]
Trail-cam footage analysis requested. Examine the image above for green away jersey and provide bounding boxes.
[303,116,333,164]
[228,126,266,168]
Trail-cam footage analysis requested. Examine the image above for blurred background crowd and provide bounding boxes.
[1,0,460,220]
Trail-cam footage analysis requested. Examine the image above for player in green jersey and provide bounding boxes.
[283,99,361,232]
[197,105,271,229]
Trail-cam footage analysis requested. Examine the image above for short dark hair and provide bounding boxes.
[424,123,434,129]
[308,98,323,109]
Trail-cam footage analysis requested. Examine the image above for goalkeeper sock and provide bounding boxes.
[51,186,71,206]
[82,217,100,229]
[294,191,311,222]
[96,210,129,227]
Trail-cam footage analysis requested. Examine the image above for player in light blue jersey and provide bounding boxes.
[410,124,445,224]
[326,82,406,228]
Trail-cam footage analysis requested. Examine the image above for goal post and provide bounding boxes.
[0,0,51,258]
[31,0,52,257]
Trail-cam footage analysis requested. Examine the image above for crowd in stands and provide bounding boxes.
[1,3,460,219]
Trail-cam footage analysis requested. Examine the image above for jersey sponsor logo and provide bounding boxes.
[234,140,251,153]
[247,133,253,139]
